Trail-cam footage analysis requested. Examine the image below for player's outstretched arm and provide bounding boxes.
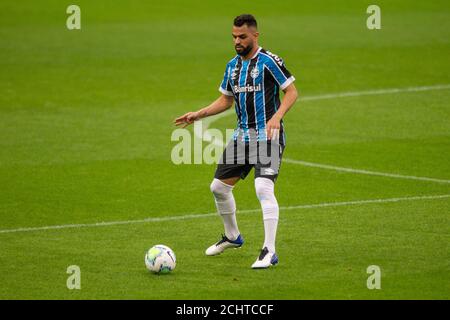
[173,94,234,128]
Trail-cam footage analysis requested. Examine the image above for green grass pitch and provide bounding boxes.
[0,0,449,299]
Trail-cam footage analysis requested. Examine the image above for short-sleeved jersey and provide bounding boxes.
[219,47,295,145]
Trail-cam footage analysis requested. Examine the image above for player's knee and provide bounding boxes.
[255,177,276,202]
[255,178,278,220]
[210,178,233,200]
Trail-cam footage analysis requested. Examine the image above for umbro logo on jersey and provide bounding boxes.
[231,67,238,80]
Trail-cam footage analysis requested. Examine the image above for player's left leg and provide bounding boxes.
[251,141,284,269]
[251,177,280,268]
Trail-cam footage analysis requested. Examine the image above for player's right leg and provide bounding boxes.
[205,139,251,256]
[205,177,244,256]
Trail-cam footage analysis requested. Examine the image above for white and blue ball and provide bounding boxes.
[144,245,176,274]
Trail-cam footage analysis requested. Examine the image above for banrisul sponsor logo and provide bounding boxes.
[234,84,262,93]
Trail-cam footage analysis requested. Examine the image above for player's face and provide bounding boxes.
[232,25,258,57]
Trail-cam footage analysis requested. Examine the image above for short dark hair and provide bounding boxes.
[233,14,257,29]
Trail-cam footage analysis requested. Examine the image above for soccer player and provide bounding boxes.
[174,14,298,269]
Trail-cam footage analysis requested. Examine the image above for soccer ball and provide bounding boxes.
[144,244,176,274]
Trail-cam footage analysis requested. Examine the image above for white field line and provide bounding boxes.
[1,194,449,234]
[298,84,450,101]
[284,159,450,184]
[198,84,450,184]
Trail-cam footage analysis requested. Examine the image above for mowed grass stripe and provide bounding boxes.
[1,194,449,234]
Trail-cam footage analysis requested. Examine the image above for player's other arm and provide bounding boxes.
[173,94,233,128]
[273,82,298,121]
[266,83,298,139]
[263,53,299,139]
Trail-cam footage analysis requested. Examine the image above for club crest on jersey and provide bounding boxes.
[250,66,259,79]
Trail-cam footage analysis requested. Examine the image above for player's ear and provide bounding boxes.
[253,31,259,39]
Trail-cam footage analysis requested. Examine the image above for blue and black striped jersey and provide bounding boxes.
[219,47,295,145]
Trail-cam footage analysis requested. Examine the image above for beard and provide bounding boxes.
[235,43,253,57]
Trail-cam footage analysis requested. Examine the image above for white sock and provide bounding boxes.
[255,177,279,253]
[210,178,240,240]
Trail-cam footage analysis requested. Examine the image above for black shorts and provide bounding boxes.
[214,139,285,182]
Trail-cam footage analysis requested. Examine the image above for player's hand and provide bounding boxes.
[173,111,201,128]
[266,115,281,141]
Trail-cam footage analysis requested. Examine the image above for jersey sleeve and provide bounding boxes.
[218,63,234,96]
[264,53,295,90]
